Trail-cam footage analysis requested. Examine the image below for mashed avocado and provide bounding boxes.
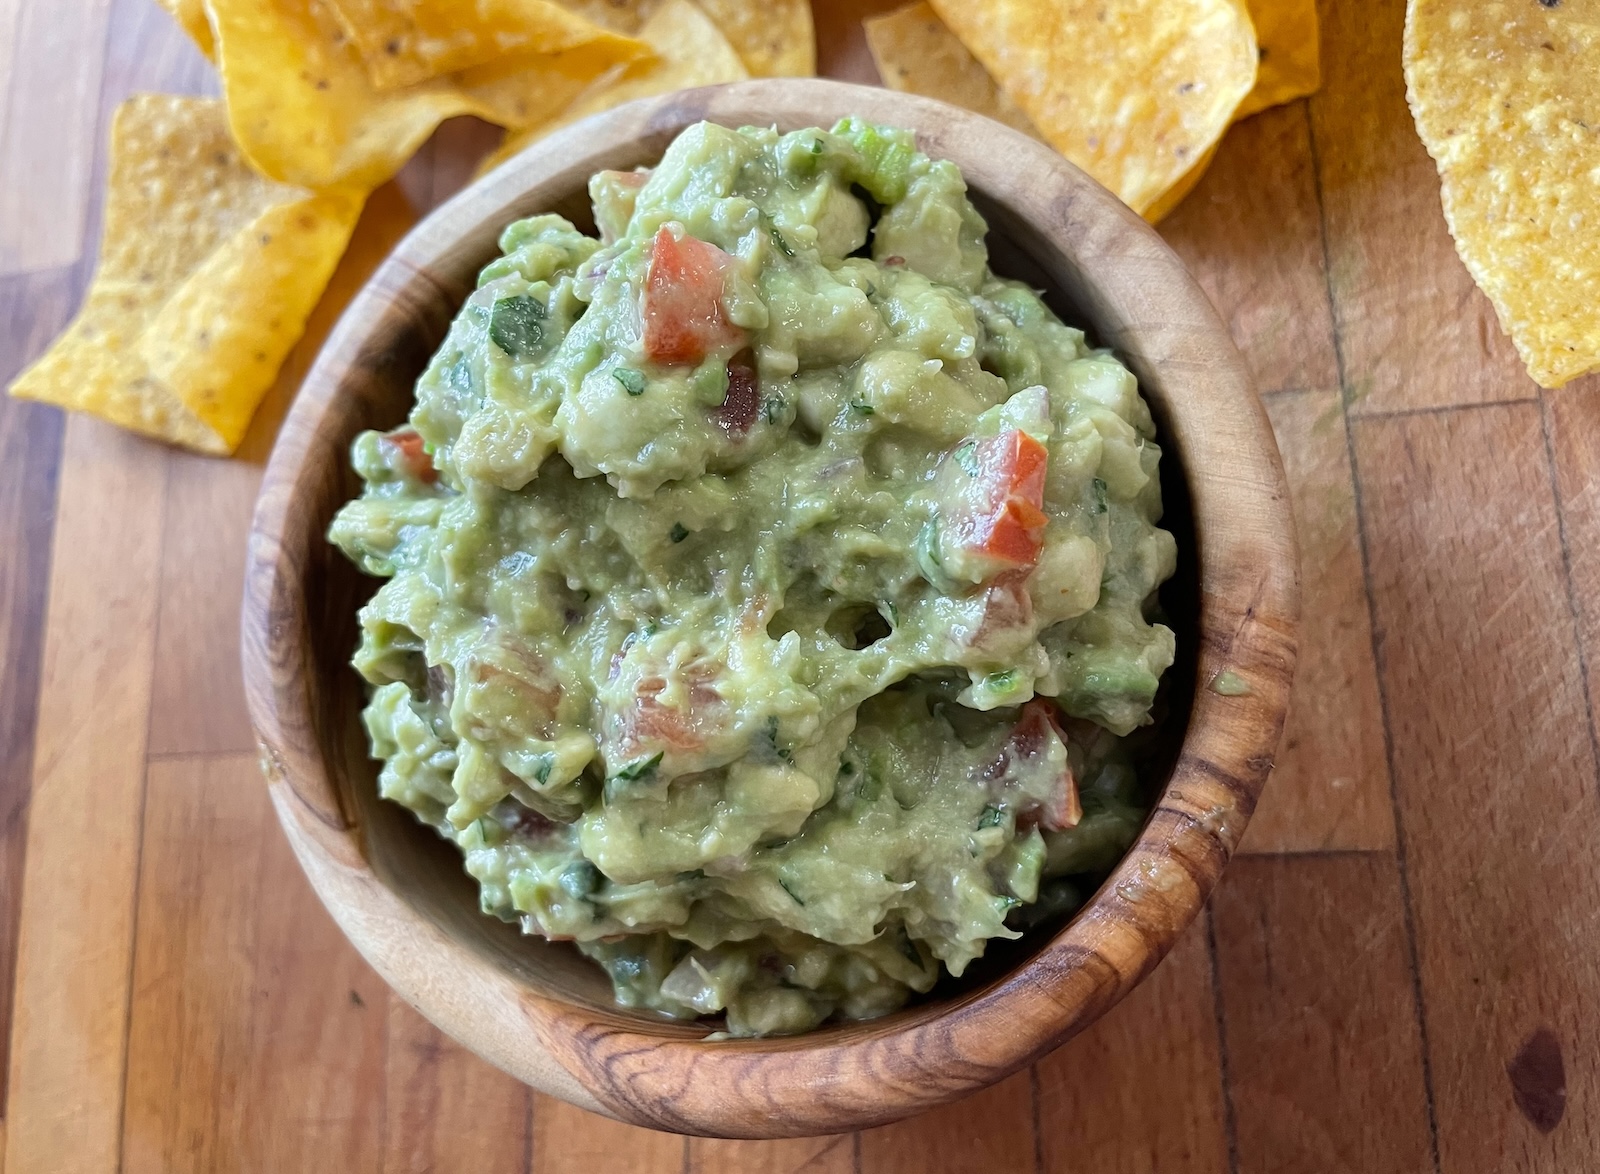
[329,119,1177,1036]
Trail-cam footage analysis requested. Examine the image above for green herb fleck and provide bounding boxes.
[608,751,662,787]
[954,439,979,476]
[558,860,601,898]
[810,138,825,155]
[977,804,1005,830]
[849,399,875,416]
[669,522,689,543]
[422,440,436,456]
[763,714,794,763]
[777,876,806,906]
[534,756,553,786]
[769,222,795,258]
[985,669,1017,691]
[613,366,646,396]
[488,294,547,358]
[898,931,923,966]
[1092,477,1109,515]
[762,396,786,425]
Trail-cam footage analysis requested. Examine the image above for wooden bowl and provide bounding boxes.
[242,78,1298,1138]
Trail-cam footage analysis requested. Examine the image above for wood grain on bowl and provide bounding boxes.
[242,79,1298,1137]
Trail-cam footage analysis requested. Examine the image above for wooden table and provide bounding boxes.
[3,0,1597,1170]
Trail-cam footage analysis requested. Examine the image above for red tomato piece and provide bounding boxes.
[383,427,437,484]
[642,226,745,365]
[951,429,1049,571]
[1009,698,1081,831]
[599,168,649,189]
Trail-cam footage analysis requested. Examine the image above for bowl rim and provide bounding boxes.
[242,77,1299,1138]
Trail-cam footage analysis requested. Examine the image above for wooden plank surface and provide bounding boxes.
[3,0,1600,1169]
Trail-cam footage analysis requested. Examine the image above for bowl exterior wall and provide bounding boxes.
[242,79,1298,1137]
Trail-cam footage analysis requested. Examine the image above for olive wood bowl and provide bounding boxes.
[242,78,1298,1138]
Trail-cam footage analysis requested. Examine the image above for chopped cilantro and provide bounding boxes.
[777,877,806,906]
[899,932,923,966]
[613,366,647,396]
[769,221,795,258]
[977,804,1005,830]
[607,751,662,789]
[954,439,979,476]
[849,399,875,416]
[488,294,547,358]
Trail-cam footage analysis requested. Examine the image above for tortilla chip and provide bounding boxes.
[927,0,1257,216]
[1404,0,1600,388]
[865,3,1042,142]
[480,0,748,174]
[1236,0,1321,119]
[557,0,811,77]
[156,0,215,59]
[458,39,640,129]
[209,0,492,190]
[323,0,648,91]
[1142,142,1220,223]
[6,95,361,454]
[691,0,812,77]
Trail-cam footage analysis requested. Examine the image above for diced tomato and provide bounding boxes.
[716,356,759,436]
[383,428,437,484]
[1008,698,1081,831]
[950,429,1049,572]
[599,168,649,189]
[641,225,745,365]
[461,632,563,741]
[966,570,1034,652]
[613,660,726,766]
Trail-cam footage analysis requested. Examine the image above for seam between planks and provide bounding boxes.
[1203,908,1241,1174]
[1536,391,1600,801]
[1030,1064,1044,1174]
[113,451,173,1174]
[1301,96,1443,1174]
[1350,397,1538,422]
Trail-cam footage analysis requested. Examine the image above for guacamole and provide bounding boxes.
[329,119,1177,1036]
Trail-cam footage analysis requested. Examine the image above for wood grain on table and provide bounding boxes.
[1,0,1595,1169]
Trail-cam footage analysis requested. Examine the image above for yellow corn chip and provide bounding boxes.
[558,0,811,77]
[928,0,1257,216]
[156,0,216,58]
[6,95,361,454]
[458,39,641,129]
[1405,0,1600,388]
[865,3,1042,142]
[1142,142,1220,223]
[1150,0,1320,221]
[322,0,648,91]
[691,0,813,77]
[481,0,748,174]
[1236,0,1321,119]
[209,0,491,190]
